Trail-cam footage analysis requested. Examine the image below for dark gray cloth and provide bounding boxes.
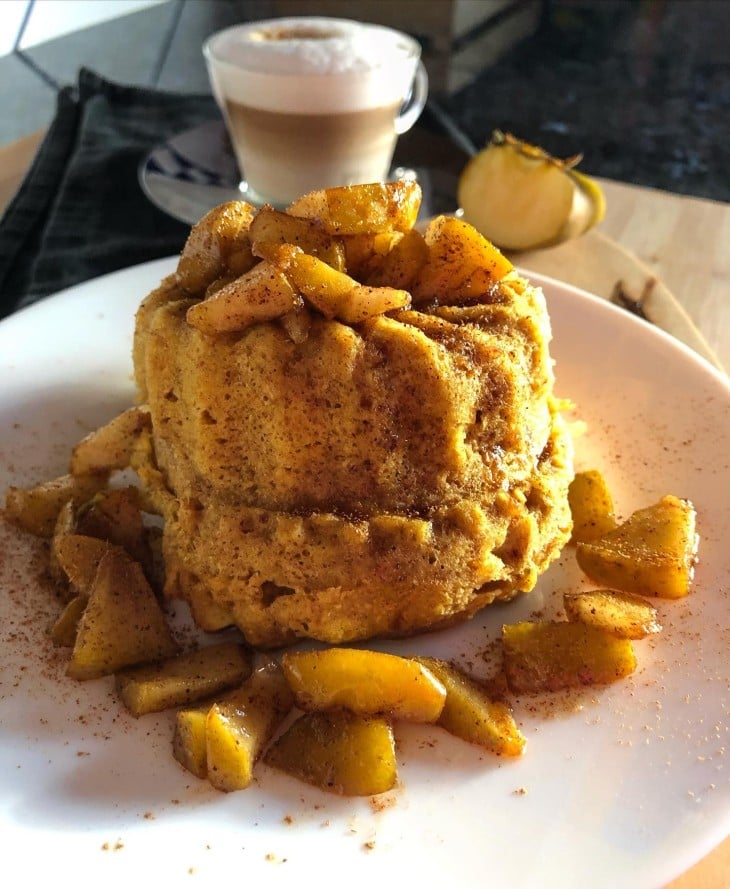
[0,69,217,318]
[0,68,471,320]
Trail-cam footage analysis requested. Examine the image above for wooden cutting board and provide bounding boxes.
[516,228,724,372]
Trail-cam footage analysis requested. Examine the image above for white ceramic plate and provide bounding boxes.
[1,259,728,889]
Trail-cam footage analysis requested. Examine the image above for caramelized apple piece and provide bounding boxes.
[206,660,294,792]
[342,230,401,279]
[48,594,88,647]
[281,647,446,722]
[338,284,411,323]
[70,407,151,476]
[265,710,397,796]
[287,181,421,235]
[249,204,345,271]
[75,486,151,569]
[415,656,525,756]
[54,533,111,596]
[173,702,210,779]
[502,621,637,693]
[48,498,78,586]
[272,244,353,318]
[116,642,253,717]
[176,201,256,294]
[412,215,513,305]
[186,260,300,335]
[563,589,662,639]
[576,494,698,598]
[273,244,410,322]
[366,228,430,290]
[66,545,178,680]
[568,469,617,544]
[4,472,108,538]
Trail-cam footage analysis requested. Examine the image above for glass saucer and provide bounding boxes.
[138,119,428,225]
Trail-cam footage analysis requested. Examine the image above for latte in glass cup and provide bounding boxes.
[204,17,428,206]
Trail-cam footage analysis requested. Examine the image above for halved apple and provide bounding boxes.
[457,130,605,251]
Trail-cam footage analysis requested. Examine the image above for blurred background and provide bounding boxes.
[0,0,727,201]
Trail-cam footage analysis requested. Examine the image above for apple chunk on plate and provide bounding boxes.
[576,494,698,598]
[280,647,446,722]
[66,545,179,680]
[265,710,397,796]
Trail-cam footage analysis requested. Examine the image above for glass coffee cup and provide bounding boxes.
[203,17,428,207]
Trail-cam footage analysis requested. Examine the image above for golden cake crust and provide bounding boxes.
[133,268,572,648]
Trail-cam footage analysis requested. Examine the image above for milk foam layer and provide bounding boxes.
[205,17,420,113]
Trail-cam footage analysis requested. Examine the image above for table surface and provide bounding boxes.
[596,178,729,375]
[0,132,728,888]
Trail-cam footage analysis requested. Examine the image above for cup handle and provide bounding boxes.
[395,60,429,135]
